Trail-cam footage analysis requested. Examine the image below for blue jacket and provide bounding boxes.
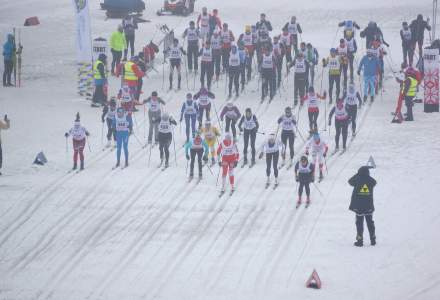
[184,138,209,156]
[180,100,199,120]
[358,55,380,77]
[3,34,15,61]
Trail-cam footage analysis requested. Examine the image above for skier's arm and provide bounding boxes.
[328,107,335,125]
[354,22,360,30]
[158,98,166,105]
[426,21,432,31]
[216,143,222,156]
[297,23,303,34]
[170,117,178,126]
[357,58,364,74]
[219,107,226,121]
[267,21,273,31]
[277,116,283,124]
[98,63,106,80]
[197,14,201,28]
[182,29,188,38]
[348,174,358,186]
[101,106,108,122]
[235,107,241,120]
[356,92,362,106]
[294,162,299,176]
[184,141,191,157]
[282,22,288,32]
[208,91,215,99]
[202,141,209,157]
[128,118,133,133]
[193,92,200,100]
[338,21,345,27]
[238,116,244,132]
[254,116,260,132]
[403,78,411,95]
[180,104,185,121]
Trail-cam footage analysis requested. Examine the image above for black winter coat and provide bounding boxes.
[348,166,377,215]
[410,19,431,41]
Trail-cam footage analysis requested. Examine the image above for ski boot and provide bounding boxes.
[370,96,374,103]
[370,235,376,246]
[265,176,270,188]
[106,140,111,148]
[165,160,169,168]
[72,163,77,171]
[296,196,302,207]
[242,157,248,167]
[354,235,363,247]
[80,160,84,171]
[363,95,367,104]
[198,173,203,180]
[306,196,311,205]
[125,161,129,168]
[319,170,324,181]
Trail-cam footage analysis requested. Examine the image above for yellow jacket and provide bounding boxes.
[110,31,127,52]
[201,126,220,146]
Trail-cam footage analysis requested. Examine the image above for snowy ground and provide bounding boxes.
[1,0,440,299]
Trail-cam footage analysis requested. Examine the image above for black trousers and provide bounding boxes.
[190,148,203,176]
[106,118,116,141]
[124,34,135,59]
[93,84,106,105]
[221,48,230,71]
[228,66,240,96]
[198,104,211,126]
[346,104,358,133]
[403,44,414,66]
[308,111,319,132]
[213,50,222,77]
[225,118,237,138]
[348,53,355,82]
[200,61,213,90]
[187,44,199,71]
[299,181,311,197]
[281,130,295,159]
[275,57,283,88]
[335,119,349,148]
[261,68,275,99]
[405,96,414,121]
[341,63,348,92]
[356,214,375,241]
[3,59,13,85]
[266,151,279,177]
[111,49,122,74]
[246,52,254,81]
[329,74,341,103]
[243,129,256,161]
[294,74,306,105]
[159,132,172,163]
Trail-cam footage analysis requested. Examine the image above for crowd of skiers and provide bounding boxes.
[5,8,436,247]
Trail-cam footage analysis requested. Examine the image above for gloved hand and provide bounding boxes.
[203,155,208,162]
[295,175,299,182]
[218,160,222,167]
[64,132,68,138]
[305,150,309,156]
[234,161,238,168]
[357,70,361,76]
[186,154,190,160]
[4,114,8,121]
[259,152,263,159]
[311,176,315,183]
[323,152,327,158]
[86,132,90,136]
[180,118,183,123]
[102,118,105,123]
[328,121,331,126]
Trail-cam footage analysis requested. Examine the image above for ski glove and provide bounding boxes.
[203,155,208,162]
[64,133,69,138]
[233,161,238,168]
[357,70,361,76]
[311,176,315,182]
[186,154,190,160]
[323,152,327,158]
[258,152,264,159]
[295,175,299,182]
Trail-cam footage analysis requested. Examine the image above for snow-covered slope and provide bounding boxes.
[1,0,439,299]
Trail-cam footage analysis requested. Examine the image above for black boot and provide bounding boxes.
[72,162,77,170]
[363,95,367,104]
[370,235,376,246]
[80,160,84,170]
[370,95,374,103]
[354,235,363,247]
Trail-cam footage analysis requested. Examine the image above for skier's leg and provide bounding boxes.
[314,111,319,131]
[228,71,233,95]
[336,75,341,100]
[305,182,310,197]
[365,214,376,242]
[243,130,249,161]
[342,121,348,148]
[116,135,122,165]
[191,115,196,137]
[0,142,2,170]
[225,118,231,133]
[298,182,304,197]
[335,121,341,148]
[197,149,203,176]
[352,105,358,133]
[190,149,196,176]
[187,46,193,71]
[250,130,256,162]
[329,76,334,103]
[123,134,129,164]
[355,215,364,242]
[281,130,287,159]
[194,46,199,72]
[288,132,294,159]
[229,162,235,186]
[206,104,211,121]
[185,115,190,142]
[273,151,279,178]
[266,153,271,177]
[200,62,206,87]
[231,120,237,139]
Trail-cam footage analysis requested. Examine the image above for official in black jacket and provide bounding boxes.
[348,166,377,247]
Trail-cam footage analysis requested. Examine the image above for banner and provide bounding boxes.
[72,0,93,97]
[423,48,440,112]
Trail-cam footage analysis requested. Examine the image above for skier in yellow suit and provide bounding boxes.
[201,121,221,165]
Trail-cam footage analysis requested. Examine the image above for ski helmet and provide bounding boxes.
[110,97,117,106]
[285,106,292,115]
[245,25,251,32]
[300,155,308,163]
[98,53,107,61]
[189,21,195,26]
[245,107,252,115]
[117,107,125,116]
[224,132,232,140]
[186,93,193,100]
[313,132,320,141]
[227,99,234,107]
[152,91,158,97]
[200,87,208,94]
[340,38,345,44]
[173,38,179,45]
[330,48,337,54]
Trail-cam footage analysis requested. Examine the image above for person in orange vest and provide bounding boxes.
[115,56,145,95]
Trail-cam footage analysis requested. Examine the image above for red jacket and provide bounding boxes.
[217,140,239,163]
[115,62,145,87]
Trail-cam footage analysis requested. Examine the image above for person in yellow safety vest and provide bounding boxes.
[401,68,419,121]
[110,24,127,75]
[92,53,107,106]
[323,48,341,104]
[201,121,221,165]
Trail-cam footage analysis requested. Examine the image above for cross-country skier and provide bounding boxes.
[238,25,257,82]
[158,112,177,169]
[371,38,387,93]
[92,53,107,106]
[260,47,276,101]
[201,121,221,165]
[289,51,309,106]
[329,98,350,151]
[238,108,259,167]
[323,48,341,104]
[0,114,10,175]
[208,9,222,37]
[143,91,166,145]
[217,133,239,194]
[277,106,296,168]
[221,23,235,72]
[228,45,241,98]
[396,68,419,121]
[2,33,15,87]
[295,155,315,207]
[283,16,303,55]
[113,107,133,168]
[349,166,377,247]
[360,22,388,49]
[345,34,358,82]
[256,13,273,37]
[64,113,90,171]
[166,38,186,90]
[185,131,209,180]
[272,36,286,89]
[180,93,199,143]
[116,56,145,96]
[199,41,214,90]
[210,30,223,81]
[238,42,248,92]
[400,22,414,67]
[301,86,326,133]
[258,133,284,187]
[101,98,117,148]
[409,14,431,59]
[344,82,362,135]
[183,21,200,73]
[220,100,241,140]
[338,20,361,39]
[305,43,319,89]
[194,87,215,127]
[305,132,328,181]
[256,30,272,64]
[280,27,293,67]
[118,84,136,120]
[197,7,210,40]
[337,39,349,92]
[357,48,380,103]
[122,15,138,59]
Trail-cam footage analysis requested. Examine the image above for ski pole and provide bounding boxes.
[101,121,104,148]
[132,132,144,147]
[324,156,329,175]
[312,181,324,197]
[143,104,146,139]
[65,137,68,160]
[212,100,224,132]
[205,160,214,176]
[172,125,177,166]
[185,158,189,176]
[215,162,221,186]
[86,136,92,152]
